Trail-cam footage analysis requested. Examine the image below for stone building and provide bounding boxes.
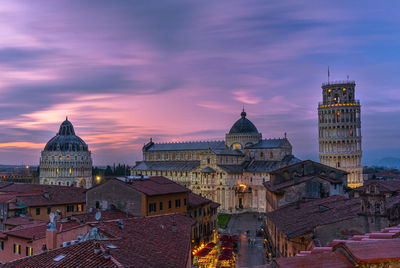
[318,80,363,188]
[132,110,300,213]
[264,160,348,212]
[39,118,92,188]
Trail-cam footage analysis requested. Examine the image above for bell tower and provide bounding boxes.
[318,79,363,188]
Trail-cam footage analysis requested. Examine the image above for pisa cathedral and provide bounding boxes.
[39,118,93,188]
[132,110,300,213]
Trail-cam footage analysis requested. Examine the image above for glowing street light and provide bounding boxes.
[96,176,101,183]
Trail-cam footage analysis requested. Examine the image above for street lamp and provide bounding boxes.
[96,176,101,183]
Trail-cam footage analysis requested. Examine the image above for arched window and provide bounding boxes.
[270,152,273,159]
[260,152,264,159]
[59,156,62,161]
[198,153,200,159]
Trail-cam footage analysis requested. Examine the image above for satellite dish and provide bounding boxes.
[49,212,55,223]
[95,211,101,221]
[88,207,93,213]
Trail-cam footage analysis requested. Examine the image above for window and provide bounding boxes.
[194,210,197,217]
[149,154,153,160]
[36,208,40,215]
[66,156,70,161]
[270,152,273,159]
[59,156,62,161]
[95,201,100,209]
[69,168,72,174]
[47,207,51,214]
[159,201,164,211]
[175,199,181,208]
[199,207,202,216]
[56,168,59,175]
[26,246,33,256]
[184,198,187,206]
[168,200,172,210]
[149,202,156,213]
[14,244,21,255]
[260,152,264,159]
[190,153,192,159]
[0,241,3,250]
[197,154,200,159]
[67,205,74,212]
[173,154,176,160]
[77,204,83,212]
[207,158,210,164]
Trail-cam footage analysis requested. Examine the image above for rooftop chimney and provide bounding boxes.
[94,242,101,255]
[104,248,111,259]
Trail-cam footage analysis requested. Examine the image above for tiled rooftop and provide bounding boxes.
[1,214,194,268]
[266,196,360,238]
[133,160,200,171]
[1,240,119,268]
[353,179,400,193]
[0,183,86,207]
[188,192,211,207]
[264,175,342,194]
[71,209,135,223]
[114,176,190,196]
[270,223,400,267]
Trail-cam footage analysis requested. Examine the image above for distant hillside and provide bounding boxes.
[376,157,400,169]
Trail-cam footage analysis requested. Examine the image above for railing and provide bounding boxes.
[322,80,356,86]
[318,100,360,107]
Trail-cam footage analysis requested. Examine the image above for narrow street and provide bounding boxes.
[225,213,267,267]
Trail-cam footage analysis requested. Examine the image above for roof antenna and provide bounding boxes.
[284,132,287,139]
[347,75,349,81]
[328,66,330,83]
[66,116,68,121]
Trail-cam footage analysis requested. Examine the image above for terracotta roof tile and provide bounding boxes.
[266,196,360,238]
[274,251,353,268]
[111,176,190,196]
[1,240,119,268]
[336,240,400,264]
[188,192,211,207]
[72,210,135,223]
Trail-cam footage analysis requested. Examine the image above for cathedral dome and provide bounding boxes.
[44,118,89,152]
[229,110,259,134]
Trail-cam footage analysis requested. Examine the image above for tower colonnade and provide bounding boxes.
[318,80,363,188]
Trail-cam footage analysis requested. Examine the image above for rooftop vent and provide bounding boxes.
[117,219,124,229]
[106,244,118,249]
[104,249,111,259]
[53,254,66,262]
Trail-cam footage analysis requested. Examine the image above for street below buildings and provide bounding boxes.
[225,213,267,267]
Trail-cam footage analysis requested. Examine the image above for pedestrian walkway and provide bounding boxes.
[225,213,266,267]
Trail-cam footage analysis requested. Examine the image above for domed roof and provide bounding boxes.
[44,117,89,152]
[229,110,259,134]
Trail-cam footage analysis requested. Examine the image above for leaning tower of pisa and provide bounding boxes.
[318,79,363,188]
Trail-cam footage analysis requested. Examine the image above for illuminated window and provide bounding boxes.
[69,168,72,174]
[235,144,239,149]
[59,156,62,161]
[149,154,153,160]
[328,89,331,93]
[173,154,176,160]
[166,154,169,159]
[181,153,184,159]
[198,153,200,159]
[66,156,69,161]
[270,152,273,159]
[190,153,192,159]
[26,246,33,256]
[14,244,21,255]
[350,130,353,137]
[77,204,83,212]
[343,88,346,93]
[56,168,59,175]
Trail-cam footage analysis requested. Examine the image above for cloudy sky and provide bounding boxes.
[0,1,399,165]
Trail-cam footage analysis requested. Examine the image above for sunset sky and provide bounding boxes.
[0,1,399,165]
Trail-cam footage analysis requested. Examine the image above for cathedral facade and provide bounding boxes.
[39,118,93,188]
[132,110,300,213]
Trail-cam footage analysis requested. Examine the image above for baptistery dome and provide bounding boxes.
[44,118,88,152]
[39,118,92,188]
[229,110,259,134]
